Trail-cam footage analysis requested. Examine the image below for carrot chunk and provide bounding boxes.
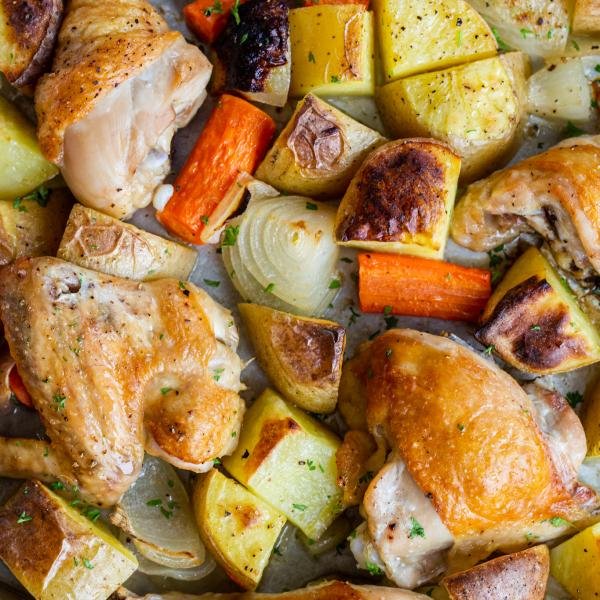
[358,253,492,323]
[183,0,243,44]
[9,365,33,408]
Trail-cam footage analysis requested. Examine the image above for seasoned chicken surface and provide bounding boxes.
[117,580,428,599]
[0,257,244,506]
[451,136,600,283]
[339,329,596,588]
[35,0,212,219]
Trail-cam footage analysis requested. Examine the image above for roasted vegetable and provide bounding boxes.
[255,94,385,198]
[221,195,341,317]
[193,469,286,589]
[477,246,600,374]
[289,5,374,96]
[358,253,492,322]
[0,96,58,200]
[223,388,344,540]
[335,139,460,258]
[467,0,569,57]
[58,204,197,281]
[550,521,600,598]
[212,0,290,106]
[183,0,242,44]
[442,546,549,600]
[573,0,600,34]
[239,303,346,414]
[0,187,71,266]
[157,94,275,244]
[0,0,63,87]
[376,53,529,182]
[0,481,137,600]
[373,0,496,82]
[584,379,600,457]
[111,455,206,569]
[527,58,592,122]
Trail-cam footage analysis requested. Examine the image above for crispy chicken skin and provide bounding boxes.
[35,0,212,219]
[450,136,600,282]
[117,581,429,599]
[339,329,595,587]
[0,257,244,506]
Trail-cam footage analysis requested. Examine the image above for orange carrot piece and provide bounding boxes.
[157,94,276,244]
[183,0,243,44]
[9,365,33,408]
[358,253,492,323]
[303,0,369,6]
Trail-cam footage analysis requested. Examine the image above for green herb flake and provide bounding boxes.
[239,32,249,44]
[221,225,240,247]
[572,39,580,51]
[213,367,225,382]
[203,0,223,16]
[264,282,275,293]
[308,51,316,63]
[328,278,341,289]
[546,516,571,528]
[365,562,383,576]
[84,507,101,522]
[530,324,541,331]
[231,0,241,24]
[17,511,32,524]
[147,498,163,507]
[213,458,222,466]
[519,27,534,38]
[383,305,392,315]
[160,387,172,395]
[566,390,584,408]
[483,345,494,356]
[200,215,210,225]
[457,423,465,432]
[341,257,353,263]
[330,74,341,83]
[49,481,64,491]
[491,27,510,51]
[82,558,94,569]
[292,503,307,511]
[203,278,220,288]
[53,393,66,411]
[564,121,586,137]
[384,315,398,330]
[408,516,425,538]
[273,545,283,556]
[306,201,318,210]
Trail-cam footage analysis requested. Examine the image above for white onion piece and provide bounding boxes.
[467,0,569,57]
[111,455,205,569]
[231,196,340,316]
[152,184,174,212]
[528,58,592,121]
[578,456,600,494]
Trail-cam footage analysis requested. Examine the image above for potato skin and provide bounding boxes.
[442,545,549,600]
[572,0,600,33]
[335,138,460,258]
[239,303,346,414]
[0,0,63,87]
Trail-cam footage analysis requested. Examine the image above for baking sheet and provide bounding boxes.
[0,0,596,597]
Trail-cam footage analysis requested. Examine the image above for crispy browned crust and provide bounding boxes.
[0,0,63,87]
[476,276,589,372]
[340,329,589,537]
[336,430,377,506]
[34,0,180,163]
[443,545,549,600]
[336,138,459,243]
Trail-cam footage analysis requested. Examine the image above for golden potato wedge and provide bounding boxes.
[57,204,197,281]
[583,379,600,456]
[193,469,285,589]
[255,94,385,198]
[376,53,529,182]
[568,0,600,34]
[373,0,497,82]
[476,247,600,374]
[0,96,58,200]
[550,521,600,598]
[223,388,344,540]
[0,0,63,87]
[238,303,345,414]
[335,139,460,258]
[0,481,137,600]
[0,187,71,266]
[289,5,374,97]
[442,545,549,599]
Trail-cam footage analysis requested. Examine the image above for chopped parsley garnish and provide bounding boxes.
[292,503,307,511]
[82,558,94,569]
[264,282,275,293]
[359,471,374,484]
[178,281,190,296]
[566,390,584,408]
[491,27,510,51]
[160,387,172,395]
[231,0,241,24]
[213,367,225,382]
[530,324,541,331]
[385,348,393,358]
[203,278,220,287]
[200,215,210,225]
[53,393,66,411]
[213,458,222,466]
[84,507,101,522]
[383,305,392,315]
[13,186,50,213]
[408,516,425,538]
[328,278,341,289]
[146,498,163,507]
[457,423,465,432]
[49,481,64,491]
[221,225,240,247]
[17,511,32,524]
[240,32,249,44]
[308,51,316,63]
[203,0,223,16]
[348,306,361,326]
[564,121,585,137]
[572,39,580,51]
[483,345,495,356]
[365,562,383,576]
[330,75,341,83]
[273,545,283,556]
[306,201,318,210]
[546,516,570,528]
[519,27,534,38]
[305,459,316,471]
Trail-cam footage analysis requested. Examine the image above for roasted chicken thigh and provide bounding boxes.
[35,0,212,219]
[339,329,596,588]
[0,257,244,506]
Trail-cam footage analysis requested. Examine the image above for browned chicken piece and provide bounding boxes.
[35,0,212,219]
[0,257,244,506]
[340,329,596,588]
[116,581,429,599]
[442,545,549,600]
[451,136,600,284]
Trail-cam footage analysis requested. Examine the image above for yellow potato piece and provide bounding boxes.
[193,470,285,589]
[373,0,497,81]
[289,5,374,97]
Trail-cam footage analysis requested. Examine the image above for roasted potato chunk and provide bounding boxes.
[0,481,137,600]
[476,247,600,374]
[551,521,600,598]
[583,379,600,456]
[335,139,461,258]
[442,545,549,600]
[239,303,345,414]
[58,204,197,281]
[193,469,285,589]
[212,0,290,107]
[255,94,385,198]
[376,53,528,182]
[373,0,497,82]
[223,388,344,540]
[566,0,599,35]
[289,5,374,97]
[0,187,71,266]
[0,0,63,87]
[0,96,58,200]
